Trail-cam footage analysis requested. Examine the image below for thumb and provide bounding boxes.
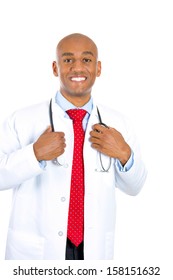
[43,126,52,134]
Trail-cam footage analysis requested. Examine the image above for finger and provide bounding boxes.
[89,136,102,145]
[90,126,109,138]
[56,131,65,138]
[92,123,108,133]
[52,132,65,142]
[89,130,101,139]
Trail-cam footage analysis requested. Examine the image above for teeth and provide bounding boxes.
[71,77,86,81]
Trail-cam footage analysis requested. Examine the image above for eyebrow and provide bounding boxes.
[61,51,94,57]
[82,51,94,56]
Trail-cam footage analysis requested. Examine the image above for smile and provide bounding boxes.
[70,76,86,82]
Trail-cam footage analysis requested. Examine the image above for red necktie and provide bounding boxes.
[66,109,87,247]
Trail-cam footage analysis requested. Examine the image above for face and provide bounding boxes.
[52,34,101,105]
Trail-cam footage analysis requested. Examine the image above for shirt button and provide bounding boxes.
[58,231,63,236]
[63,163,69,168]
[61,197,66,202]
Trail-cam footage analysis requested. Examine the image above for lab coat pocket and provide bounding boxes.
[5,228,45,260]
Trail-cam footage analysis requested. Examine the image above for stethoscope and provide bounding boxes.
[49,99,112,172]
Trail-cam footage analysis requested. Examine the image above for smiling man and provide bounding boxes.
[0,33,147,260]
[52,33,101,105]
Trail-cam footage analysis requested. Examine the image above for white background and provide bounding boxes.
[0,0,173,278]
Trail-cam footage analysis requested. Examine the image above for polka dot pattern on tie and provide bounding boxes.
[66,109,87,247]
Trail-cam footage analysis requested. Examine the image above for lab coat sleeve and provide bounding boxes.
[0,116,44,190]
[114,153,147,196]
[113,114,147,196]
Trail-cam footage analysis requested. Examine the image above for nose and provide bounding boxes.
[70,59,83,71]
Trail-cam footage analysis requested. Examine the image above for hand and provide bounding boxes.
[33,126,66,161]
[89,124,131,166]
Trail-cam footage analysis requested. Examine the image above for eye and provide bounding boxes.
[63,58,73,63]
[83,58,92,63]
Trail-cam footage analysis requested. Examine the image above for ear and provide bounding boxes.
[96,61,102,77]
[52,61,59,77]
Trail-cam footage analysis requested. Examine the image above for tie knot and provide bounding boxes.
[66,109,87,122]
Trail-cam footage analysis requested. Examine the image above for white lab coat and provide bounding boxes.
[0,95,147,260]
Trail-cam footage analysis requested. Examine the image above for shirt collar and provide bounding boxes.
[55,91,93,115]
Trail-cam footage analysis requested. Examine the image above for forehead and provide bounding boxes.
[57,36,98,58]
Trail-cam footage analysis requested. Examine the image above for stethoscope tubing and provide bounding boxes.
[49,99,111,172]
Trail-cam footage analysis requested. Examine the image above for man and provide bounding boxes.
[0,33,147,260]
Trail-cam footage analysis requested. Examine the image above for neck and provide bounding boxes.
[61,92,91,107]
